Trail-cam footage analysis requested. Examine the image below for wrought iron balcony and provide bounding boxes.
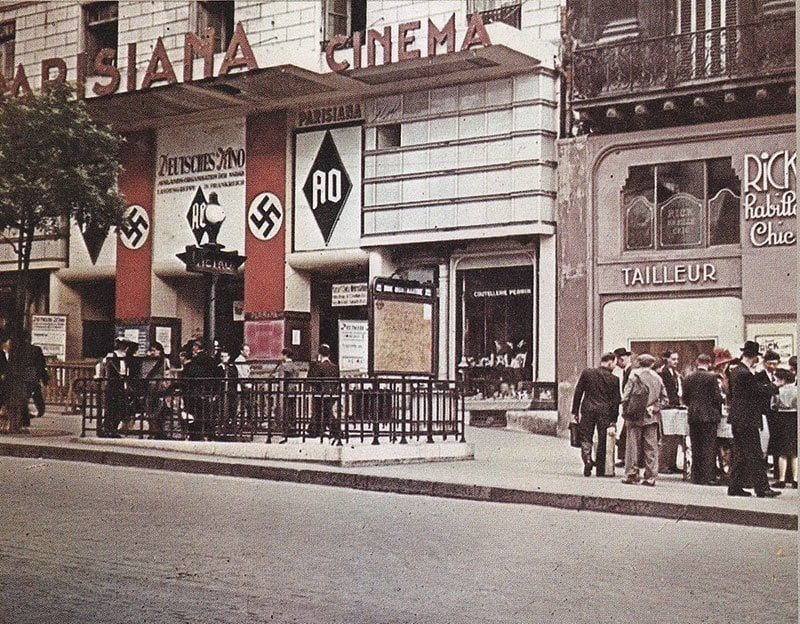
[469,3,522,30]
[571,15,795,104]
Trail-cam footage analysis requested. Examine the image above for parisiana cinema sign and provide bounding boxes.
[0,13,491,98]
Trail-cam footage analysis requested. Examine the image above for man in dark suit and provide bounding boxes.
[682,353,723,485]
[23,336,49,419]
[98,338,134,438]
[659,350,684,474]
[306,343,340,441]
[727,341,780,498]
[572,352,621,477]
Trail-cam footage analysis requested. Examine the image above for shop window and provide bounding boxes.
[83,2,118,66]
[456,266,533,382]
[325,0,367,42]
[0,20,14,79]
[197,1,234,54]
[622,157,740,252]
[376,124,401,149]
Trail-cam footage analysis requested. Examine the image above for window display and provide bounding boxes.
[456,265,533,387]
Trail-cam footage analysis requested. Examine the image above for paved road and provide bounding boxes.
[0,456,795,624]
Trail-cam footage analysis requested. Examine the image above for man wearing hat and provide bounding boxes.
[756,350,782,479]
[571,352,621,476]
[97,338,135,437]
[613,347,633,467]
[726,341,780,497]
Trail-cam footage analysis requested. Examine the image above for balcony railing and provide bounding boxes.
[571,15,795,102]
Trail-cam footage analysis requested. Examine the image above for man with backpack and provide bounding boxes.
[621,353,668,486]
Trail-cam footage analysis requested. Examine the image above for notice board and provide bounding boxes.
[370,278,436,376]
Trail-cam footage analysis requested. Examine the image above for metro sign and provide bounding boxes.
[302,131,352,244]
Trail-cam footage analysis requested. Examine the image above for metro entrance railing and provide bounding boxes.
[75,376,465,445]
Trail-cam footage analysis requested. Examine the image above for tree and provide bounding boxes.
[0,82,126,433]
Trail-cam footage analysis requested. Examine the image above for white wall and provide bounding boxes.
[602,296,745,355]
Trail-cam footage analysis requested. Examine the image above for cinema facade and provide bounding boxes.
[1,2,561,390]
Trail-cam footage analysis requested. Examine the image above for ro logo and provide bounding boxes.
[302,130,352,244]
[310,169,343,210]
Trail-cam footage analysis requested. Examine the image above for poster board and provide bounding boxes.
[338,319,368,373]
[31,314,67,360]
[370,278,436,376]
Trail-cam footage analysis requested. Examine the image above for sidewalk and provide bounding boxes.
[2,408,796,531]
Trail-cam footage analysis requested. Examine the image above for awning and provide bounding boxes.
[86,44,543,131]
[86,64,355,130]
[342,44,540,87]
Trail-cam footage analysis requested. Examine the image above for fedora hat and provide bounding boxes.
[740,340,760,357]
[613,347,631,357]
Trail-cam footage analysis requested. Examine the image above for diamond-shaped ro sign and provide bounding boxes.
[302,131,352,244]
[186,186,208,245]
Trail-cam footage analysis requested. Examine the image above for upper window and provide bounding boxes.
[0,20,14,79]
[197,1,234,54]
[83,2,118,64]
[467,0,522,28]
[325,0,367,41]
[623,157,740,251]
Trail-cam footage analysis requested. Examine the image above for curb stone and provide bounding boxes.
[0,441,794,531]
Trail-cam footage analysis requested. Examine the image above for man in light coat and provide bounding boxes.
[621,353,668,486]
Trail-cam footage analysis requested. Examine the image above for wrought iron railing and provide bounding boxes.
[43,361,97,411]
[571,16,795,101]
[75,376,466,445]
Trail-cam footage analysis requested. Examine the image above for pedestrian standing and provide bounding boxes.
[756,350,781,477]
[682,354,723,485]
[306,344,340,440]
[276,348,299,441]
[659,350,684,474]
[571,352,621,477]
[22,333,49,419]
[97,338,134,438]
[612,347,632,467]
[726,341,780,498]
[771,368,797,489]
[621,354,667,487]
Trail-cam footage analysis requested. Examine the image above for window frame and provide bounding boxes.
[196,0,235,54]
[622,157,740,253]
[0,19,14,79]
[83,1,118,67]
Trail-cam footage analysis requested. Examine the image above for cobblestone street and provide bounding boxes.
[0,456,795,624]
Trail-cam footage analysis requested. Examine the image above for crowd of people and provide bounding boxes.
[93,336,342,442]
[572,341,797,497]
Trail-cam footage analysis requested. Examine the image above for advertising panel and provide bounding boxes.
[294,125,362,251]
[154,119,247,263]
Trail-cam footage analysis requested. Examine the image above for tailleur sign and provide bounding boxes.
[743,150,796,247]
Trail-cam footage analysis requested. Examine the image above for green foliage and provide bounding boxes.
[0,82,126,240]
